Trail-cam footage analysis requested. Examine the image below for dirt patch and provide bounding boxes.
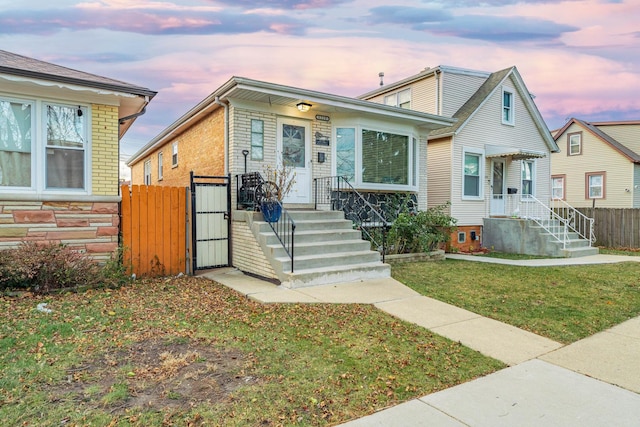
[48,337,257,413]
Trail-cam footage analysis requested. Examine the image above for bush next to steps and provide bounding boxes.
[387,202,457,254]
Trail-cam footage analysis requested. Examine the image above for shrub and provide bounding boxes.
[0,242,130,294]
[387,203,457,254]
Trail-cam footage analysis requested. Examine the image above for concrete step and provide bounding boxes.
[280,262,391,288]
[267,239,371,258]
[259,228,363,245]
[285,209,347,221]
[562,246,600,258]
[276,250,381,272]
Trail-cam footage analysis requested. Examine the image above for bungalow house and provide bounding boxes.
[127,76,455,286]
[360,66,597,257]
[0,50,156,261]
[552,118,640,208]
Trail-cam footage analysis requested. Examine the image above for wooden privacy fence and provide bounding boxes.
[576,208,640,248]
[121,185,188,277]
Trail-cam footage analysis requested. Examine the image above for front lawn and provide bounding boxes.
[0,276,503,426]
[393,259,640,344]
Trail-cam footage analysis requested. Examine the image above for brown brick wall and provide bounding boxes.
[131,107,226,187]
[0,201,119,262]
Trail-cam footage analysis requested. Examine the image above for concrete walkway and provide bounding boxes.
[200,253,640,426]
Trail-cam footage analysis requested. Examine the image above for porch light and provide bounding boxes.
[296,102,312,112]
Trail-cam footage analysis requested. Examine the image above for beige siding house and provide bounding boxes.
[361,66,560,253]
[552,119,640,208]
[0,50,155,261]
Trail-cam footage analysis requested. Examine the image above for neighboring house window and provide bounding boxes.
[568,132,582,156]
[586,172,605,199]
[463,150,482,198]
[521,160,535,197]
[0,98,32,188]
[46,103,87,189]
[251,119,264,160]
[172,142,178,167]
[551,175,565,200]
[0,97,89,192]
[144,160,151,185]
[336,127,356,181]
[334,126,417,190]
[157,151,163,181]
[502,88,514,125]
[384,88,411,109]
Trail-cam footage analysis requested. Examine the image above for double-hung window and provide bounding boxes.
[521,160,535,197]
[0,97,89,193]
[251,119,264,160]
[463,150,482,198]
[144,160,151,185]
[551,175,565,200]
[334,126,417,190]
[568,132,582,156]
[586,172,605,199]
[502,88,514,125]
[157,151,163,181]
[172,142,178,167]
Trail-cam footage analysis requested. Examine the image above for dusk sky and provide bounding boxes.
[2,0,639,158]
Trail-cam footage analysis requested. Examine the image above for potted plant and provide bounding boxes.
[259,162,296,222]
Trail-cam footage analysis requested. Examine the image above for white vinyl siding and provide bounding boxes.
[440,72,488,117]
[426,138,453,209]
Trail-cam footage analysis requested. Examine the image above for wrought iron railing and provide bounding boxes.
[314,176,390,261]
[493,194,594,248]
[236,172,296,272]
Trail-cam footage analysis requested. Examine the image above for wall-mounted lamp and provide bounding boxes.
[297,102,312,112]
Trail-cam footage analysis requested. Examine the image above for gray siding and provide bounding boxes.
[426,137,452,209]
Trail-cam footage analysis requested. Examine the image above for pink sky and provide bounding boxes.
[2,0,639,155]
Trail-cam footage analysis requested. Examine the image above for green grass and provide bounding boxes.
[393,259,640,344]
[0,276,503,426]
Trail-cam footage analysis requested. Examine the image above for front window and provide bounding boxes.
[251,119,264,161]
[362,129,408,185]
[334,126,417,190]
[502,89,514,125]
[568,132,582,156]
[463,152,481,197]
[144,160,151,185]
[45,104,86,190]
[0,99,32,187]
[586,172,605,199]
[551,175,565,200]
[521,160,535,197]
[384,88,411,109]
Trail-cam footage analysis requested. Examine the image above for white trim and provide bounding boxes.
[501,86,515,126]
[521,159,536,198]
[462,146,484,200]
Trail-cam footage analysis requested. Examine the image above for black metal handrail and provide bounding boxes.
[314,176,390,262]
[263,200,296,273]
[236,172,296,272]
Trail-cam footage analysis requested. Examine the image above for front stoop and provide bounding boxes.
[251,210,390,288]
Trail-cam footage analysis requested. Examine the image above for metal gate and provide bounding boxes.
[190,173,231,271]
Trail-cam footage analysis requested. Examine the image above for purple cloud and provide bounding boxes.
[366,6,452,24]
[0,8,306,36]
[209,0,352,9]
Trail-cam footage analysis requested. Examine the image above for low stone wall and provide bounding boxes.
[385,250,445,264]
[0,200,119,262]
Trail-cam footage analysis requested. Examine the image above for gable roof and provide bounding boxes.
[0,50,157,138]
[128,76,456,165]
[554,118,640,163]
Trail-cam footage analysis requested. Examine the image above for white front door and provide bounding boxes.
[277,118,311,204]
[490,158,506,215]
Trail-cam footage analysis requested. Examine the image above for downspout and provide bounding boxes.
[213,96,229,175]
[435,69,441,115]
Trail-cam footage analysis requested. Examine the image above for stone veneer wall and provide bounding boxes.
[0,201,119,262]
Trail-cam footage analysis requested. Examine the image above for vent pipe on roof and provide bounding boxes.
[378,72,384,86]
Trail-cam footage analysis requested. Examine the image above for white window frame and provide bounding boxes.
[171,142,178,167]
[157,151,163,181]
[521,159,536,198]
[332,123,419,191]
[0,95,91,195]
[462,147,484,200]
[568,132,582,156]
[502,87,514,125]
[144,160,151,185]
[250,119,264,161]
[384,88,411,109]
[586,172,605,199]
[551,175,564,200]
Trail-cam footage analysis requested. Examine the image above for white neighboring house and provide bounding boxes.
[361,66,595,256]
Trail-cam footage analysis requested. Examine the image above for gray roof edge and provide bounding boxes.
[581,120,640,162]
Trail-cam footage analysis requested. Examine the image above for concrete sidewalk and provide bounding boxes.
[201,253,640,426]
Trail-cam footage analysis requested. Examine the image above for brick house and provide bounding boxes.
[0,50,156,261]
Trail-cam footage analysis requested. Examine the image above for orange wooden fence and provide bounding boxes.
[121,185,187,277]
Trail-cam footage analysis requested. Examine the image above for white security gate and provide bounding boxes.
[190,173,230,271]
